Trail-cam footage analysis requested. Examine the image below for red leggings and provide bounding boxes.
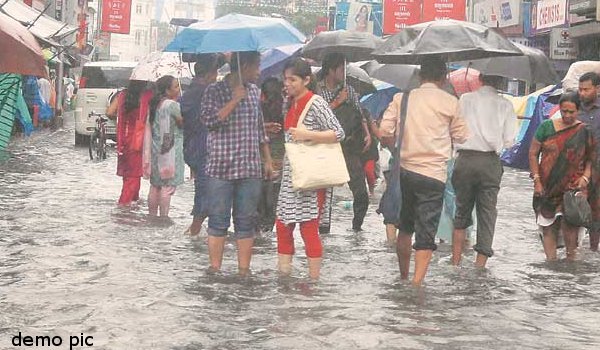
[118,176,141,205]
[364,160,376,192]
[276,190,325,258]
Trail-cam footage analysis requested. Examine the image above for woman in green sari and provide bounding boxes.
[529,92,593,261]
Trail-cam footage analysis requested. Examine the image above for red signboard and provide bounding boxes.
[383,0,422,34]
[101,0,132,34]
[422,0,466,22]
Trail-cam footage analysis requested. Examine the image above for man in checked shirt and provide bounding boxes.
[200,51,274,276]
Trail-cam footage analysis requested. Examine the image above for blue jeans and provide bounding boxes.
[191,165,209,217]
[206,177,262,239]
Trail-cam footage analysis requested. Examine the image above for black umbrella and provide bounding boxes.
[346,64,377,96]
[457,42,558,84]
[313,64,376,96]
[361,61,421,91]
[373,20,523,65]
[302,30,385,62]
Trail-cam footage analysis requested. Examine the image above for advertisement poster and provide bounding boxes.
[535,0,568,31]
[383,0,422,34]
[101,0,132,34]
[422,0,466,21]
[346,2,375,32]
[473,0,521,28]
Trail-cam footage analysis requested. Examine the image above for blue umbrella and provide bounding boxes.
[259,44,303,83]
[164,14,306,54]
[360,82,400,120]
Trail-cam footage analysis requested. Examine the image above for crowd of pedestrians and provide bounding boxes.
[108,51,600,286]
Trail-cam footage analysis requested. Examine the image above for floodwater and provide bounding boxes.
[1,116,599,350]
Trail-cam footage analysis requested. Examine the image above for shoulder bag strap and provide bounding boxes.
[395,91,411,158]
[296,95,318,131]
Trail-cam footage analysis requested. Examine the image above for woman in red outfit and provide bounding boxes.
[109,80,153,206]
[276,59,345,279]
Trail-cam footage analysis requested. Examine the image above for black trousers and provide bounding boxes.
[344,148,369,230]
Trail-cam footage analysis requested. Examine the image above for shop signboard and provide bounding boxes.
[550,27,579,59]
[422,0,466,21]
[535,0,568,31]
[473,0,521,28]
[383,0,422,34]
[568,0,596,16]
[101,0,132,34]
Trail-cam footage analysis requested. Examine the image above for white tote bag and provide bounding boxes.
[284,96,350,191]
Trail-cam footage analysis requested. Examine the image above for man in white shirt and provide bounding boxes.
[451,74,516,268]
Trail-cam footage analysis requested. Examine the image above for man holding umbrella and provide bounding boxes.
[317,52,372,233]
[200,51,274,275]
[379,57,469,286]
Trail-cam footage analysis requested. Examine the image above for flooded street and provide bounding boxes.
[1,116,599,350]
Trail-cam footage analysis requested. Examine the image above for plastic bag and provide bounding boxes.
[563,190,592,228]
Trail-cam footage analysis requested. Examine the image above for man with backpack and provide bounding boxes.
[317,52,372,232]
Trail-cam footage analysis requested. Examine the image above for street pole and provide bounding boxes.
[55,2,65,126]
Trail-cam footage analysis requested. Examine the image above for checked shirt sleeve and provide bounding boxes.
[200,84,228,131]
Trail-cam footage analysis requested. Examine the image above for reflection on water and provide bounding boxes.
[1,120,599,349]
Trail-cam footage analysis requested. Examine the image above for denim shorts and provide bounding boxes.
[206,177,262,239]
[191,168,209,217]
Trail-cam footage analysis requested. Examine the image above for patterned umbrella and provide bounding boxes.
[130,52,193,82]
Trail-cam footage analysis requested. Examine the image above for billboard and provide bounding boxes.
[422,0,466,21]
[101,0,132,34]
[335,1,383,35]
[535,0,568,31]
[346,2,375,32]
[473,0,521,28]
[383,0,422,34]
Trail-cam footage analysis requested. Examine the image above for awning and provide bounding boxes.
[0,0,77,42]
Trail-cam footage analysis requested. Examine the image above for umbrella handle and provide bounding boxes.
[237,53,243,86]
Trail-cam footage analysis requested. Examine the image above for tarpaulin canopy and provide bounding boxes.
[0,0,77,44]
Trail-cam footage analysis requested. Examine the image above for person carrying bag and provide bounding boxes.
[276,58,346,280]
[377,91,410,225]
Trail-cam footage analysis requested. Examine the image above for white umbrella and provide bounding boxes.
[130,52,193,82]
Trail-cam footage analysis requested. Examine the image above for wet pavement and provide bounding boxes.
[1,115,599,349]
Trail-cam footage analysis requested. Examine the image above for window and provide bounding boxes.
[146,4,150,15]
[135,30,141,45]
[136,4,142,14]
[143,30,148,46]
[80,66,134,89]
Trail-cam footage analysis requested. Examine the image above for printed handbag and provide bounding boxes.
[285,96,350,191]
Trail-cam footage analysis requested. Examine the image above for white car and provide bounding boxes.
[74,61,137,145]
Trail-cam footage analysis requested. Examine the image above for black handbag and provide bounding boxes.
[376,91,410,224]
[563,190,592,228]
